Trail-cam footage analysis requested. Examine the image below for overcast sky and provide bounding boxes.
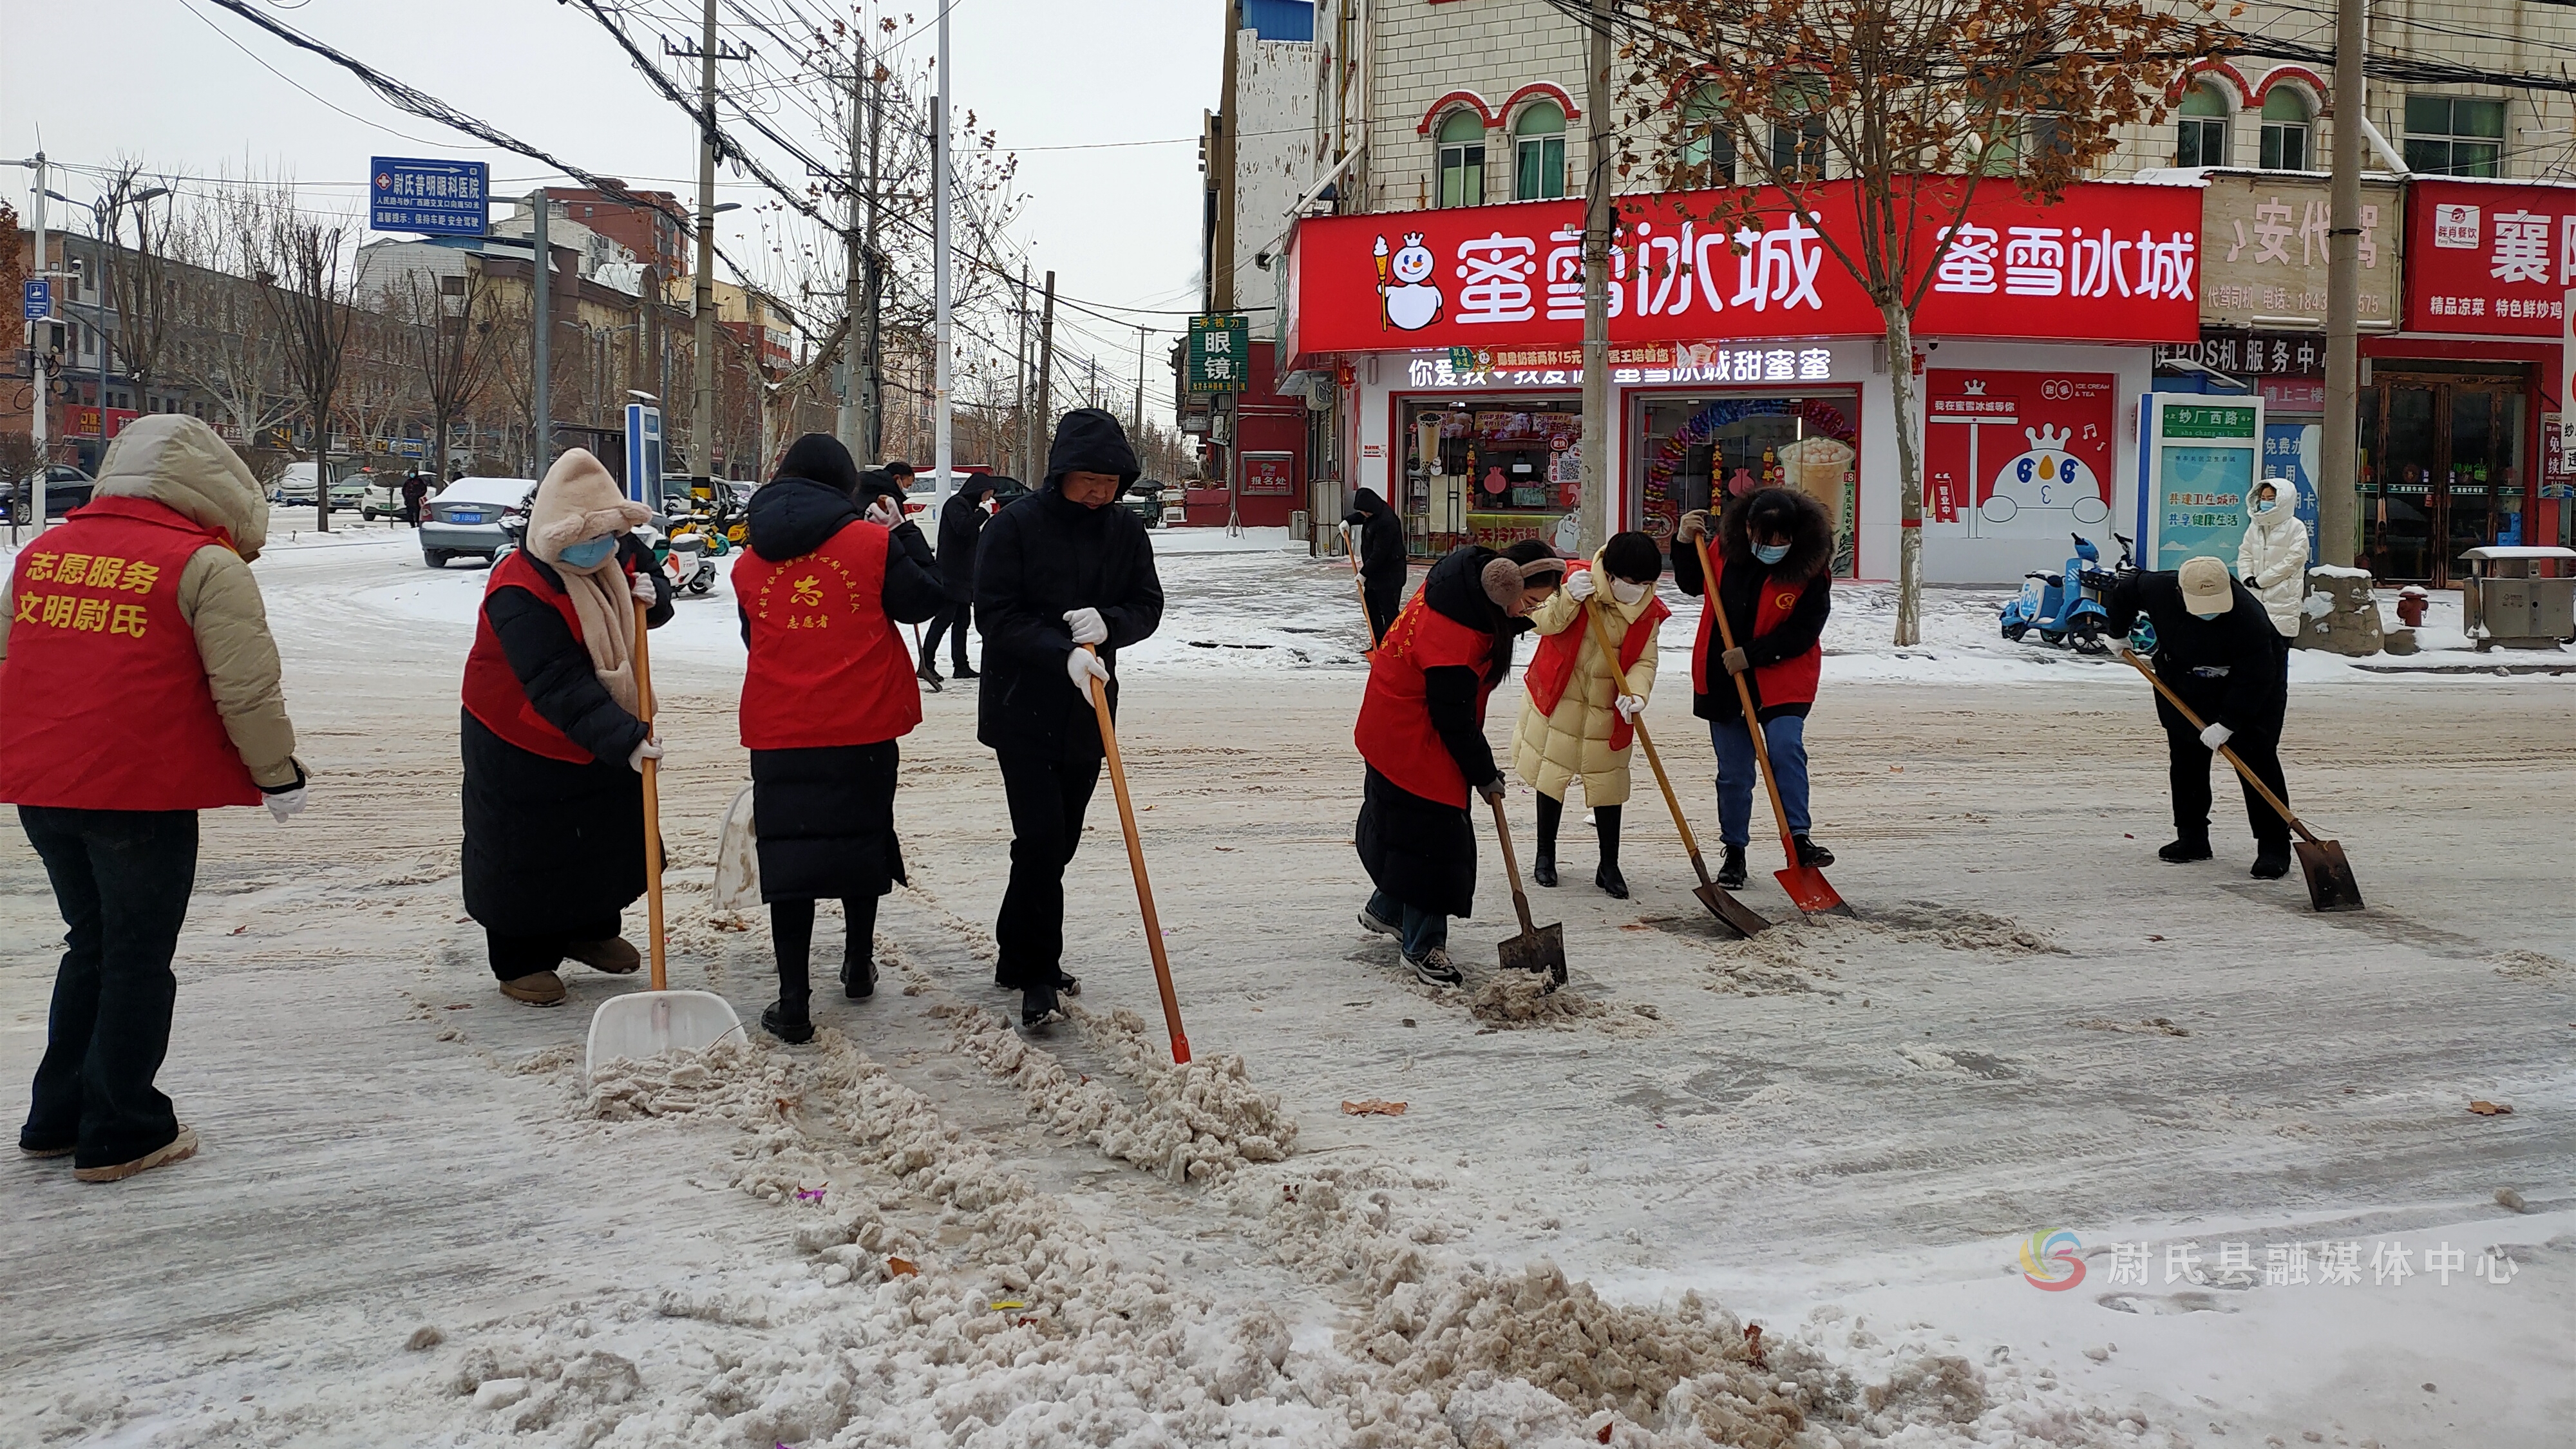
[2,0,1221,409]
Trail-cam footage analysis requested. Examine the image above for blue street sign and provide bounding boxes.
[22,278,50,319]
[369,156,489,236]
[625,402,663,506]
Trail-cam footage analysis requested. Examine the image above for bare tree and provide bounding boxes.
[388,263,500,485]
[167,182,301,455]
[250,209,359,532]
[99,165,178,409]
[1613,0,2224,641]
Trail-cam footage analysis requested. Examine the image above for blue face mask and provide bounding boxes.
[2254,495,2277,513]
[2192,609,2226,621]
[1754,542,1790,565]
[559,535,617,570]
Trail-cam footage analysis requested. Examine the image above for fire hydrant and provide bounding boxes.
[2396,585,2431,629]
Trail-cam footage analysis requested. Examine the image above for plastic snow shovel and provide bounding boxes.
[1694,536,1852,918]
[585,599,745,1077]
[2119,652,2364,912]
[710,783,760,914]
[1083,645,1192,1064]
[1580,601,1768,938]
[1486,795,1569,987]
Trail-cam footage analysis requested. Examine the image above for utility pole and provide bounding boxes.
[1014,263,1030,477]
[533,191,551,469]
[2318,0,2365,569]
[1133,325,1146,440]
[838,24,868,460]
[674,0,734,490]
[1575,0,1613,557]
[932,3,954,504]
[1035,269,1057,462]
[24,151,47,542]
[1088,355,1099,412]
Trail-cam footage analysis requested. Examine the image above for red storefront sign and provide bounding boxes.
[1284,180,2202,365]
[1240,452,1296,497]
[2402,178,2576,336]
[1921,370,2117,533]
[67,406,142,439]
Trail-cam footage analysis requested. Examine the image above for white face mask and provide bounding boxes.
[1608,577,1650,605]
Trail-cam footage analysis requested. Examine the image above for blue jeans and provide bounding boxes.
[1710,714,1810,848]
[1365,889,1447,960]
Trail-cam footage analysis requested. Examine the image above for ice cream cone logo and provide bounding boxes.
[2020,1230,2086,1291]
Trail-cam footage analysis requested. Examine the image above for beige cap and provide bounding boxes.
[2178,556,2234,614]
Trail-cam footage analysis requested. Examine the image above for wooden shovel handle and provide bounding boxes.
[1085,646,1190,1065]
[1581,600,1712,886]
[1486,794,1540,934]
[634,597,667,992]
[2119,652,2317,844]
[1694,535,1801,862]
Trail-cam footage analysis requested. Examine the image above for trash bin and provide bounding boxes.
[2459,545,2576,650]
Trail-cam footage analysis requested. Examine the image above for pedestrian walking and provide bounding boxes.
[973,408,1164,1028]
[1671,487,1835,890]
[2237,478,2309,681]
[1,415,308,1182]
[2103,556,2295,878]
[734,435,943,1043]
[400,471,431,528]
[1354,540,1564,985]
[1341,486,1408,643]
[458,448,674,1006]
[1508,530,1668,899]
[922,474,997,680]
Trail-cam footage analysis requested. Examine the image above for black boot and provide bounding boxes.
[760,1000,814,1044]
[1716,844,1748,889]
[841,894,879,998]
[769,899,817,1036]
[1021,982,1064,1030]
[1593,804,1627,898]
[1532,792,1561,888]
[916,654,943,689]
[2159,836,2213,863]
[951,652,979,679]
[1793,835,1835,867]
[2250,844,2291,879]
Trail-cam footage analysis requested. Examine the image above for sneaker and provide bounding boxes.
[1532,851,1557,888]
[760,1001,815,1044]
[2250,848,2291,880]
[1405,947,1463,987]
[1792,835,1835,868]
[1021,984,1065,1030]
[1595,862,1628,899]
[73,1124,198,1184]
[565,938,641,974]
[499,969,567,1006]
[1716,845,1748,890]
[2158,838,2214,864]
[841,954,877,999]
[1358,905,1402,940]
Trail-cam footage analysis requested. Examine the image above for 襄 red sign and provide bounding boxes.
[2402,178,2576,337]
[1283,179,2203,365]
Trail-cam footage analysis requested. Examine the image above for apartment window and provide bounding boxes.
[2175,84,2229,167]
[1678,85,1738,185]
[1767,75,1828,179]
[1513,101,1567,200]
[2403,95,2503,177]
[1436,109,1486,207]
[2257,90,2312,170]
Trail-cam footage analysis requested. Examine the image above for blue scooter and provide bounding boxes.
[2000,533,2116,653]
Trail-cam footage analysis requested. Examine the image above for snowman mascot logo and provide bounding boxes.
[1980,422,2109,527]
[1376,233,1443,331]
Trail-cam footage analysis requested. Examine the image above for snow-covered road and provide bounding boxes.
[4,522,2568,1448]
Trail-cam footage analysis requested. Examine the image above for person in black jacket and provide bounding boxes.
[2102,556,2295,878]
[1341,486,1408,643]
[922,475,997,680]
[972,408,1165,1028]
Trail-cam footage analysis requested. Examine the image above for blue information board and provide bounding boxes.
[23,278,51,320]
[369,157,489,236]
[625,403,663,507]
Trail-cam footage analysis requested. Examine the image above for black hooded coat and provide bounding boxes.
[1670,486,1835,722]
[936,478,997,603]
[1341,488,1407,593]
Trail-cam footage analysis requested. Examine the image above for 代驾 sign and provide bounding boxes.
[370,156,490,237]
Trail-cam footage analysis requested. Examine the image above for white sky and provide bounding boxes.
[1,0,1221,411]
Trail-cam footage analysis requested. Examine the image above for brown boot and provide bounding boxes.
[565,938,641,974]
[73,1125,199,1183]
[499,970,567,1006]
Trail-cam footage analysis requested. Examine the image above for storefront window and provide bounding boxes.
[2362,371,2526,585]
[1401,395,1584,551]
[1636,393,1861,577]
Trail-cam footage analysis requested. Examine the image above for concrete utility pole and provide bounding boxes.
[25,151,48,542]
[838,24,869,460]
[1133,325,1147,440]
[2318,0,2365,568]
[932,3,954,503]
[1575,0,1613,557]
[1015,263,1031,477]
[533,192,551,469]
[1035,270,1057,464]
[690,0,721,487]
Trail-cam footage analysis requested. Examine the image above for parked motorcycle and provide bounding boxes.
[2000,533,2116,654]
[636,521,717,596]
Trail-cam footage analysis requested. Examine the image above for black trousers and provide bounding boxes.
[485,916,620,981]
[18,806,198,1168]
[2159,705,2291,851]
[993,750,1104,988]
[769,894,880,1005]
[1363,583,1401,645]
[922,598,974,667]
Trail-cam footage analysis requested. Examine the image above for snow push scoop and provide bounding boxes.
[2120,652,2363,912]
[1486,796,1569,987]
[586,600,744,1077]
[1083,646,1192,1065]
[1694,536,1852,918]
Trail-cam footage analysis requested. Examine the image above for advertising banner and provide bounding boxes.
[2137,395,2266,571]
[2402,178,2576,336]
[1285,180,2204,363]
[2200,173,2400,328]
[1922,370,2117,538]
[1185,314,1253,393]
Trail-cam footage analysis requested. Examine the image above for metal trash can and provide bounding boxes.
[2460,545,2576,650]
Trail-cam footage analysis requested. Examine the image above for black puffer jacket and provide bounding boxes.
[1671,486,1834,721]
[2103,571,2286,735]
[936,480,996,603]
[1342,488,1407,593]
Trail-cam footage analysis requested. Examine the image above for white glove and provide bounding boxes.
[1614,694,1644,723]
[1066,648,1110,695]
[864,495,902,527]
[630,570,658,604]
[1562,569,1596,603]
[1063,607,1109,646]
[2199,723,2232,751]
[264,786,308,823]
[2112,637,2136,658]
[629,735,665,773]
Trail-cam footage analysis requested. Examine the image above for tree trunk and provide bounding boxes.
[1882,301,1920,645]
[313,402,332,534]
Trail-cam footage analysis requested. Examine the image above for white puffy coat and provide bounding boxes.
[1508,555,1659,806]
[2237,507,2309,638]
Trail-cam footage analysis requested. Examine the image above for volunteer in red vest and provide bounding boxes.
[1672,487,1836,889]
[1354,540,1564,985]
[734,434,943,1043]
[459,449,671,1007]
[1,415,306,1183]
[1508,530,1669,899]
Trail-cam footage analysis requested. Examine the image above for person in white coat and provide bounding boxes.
[2237,480,2309,678]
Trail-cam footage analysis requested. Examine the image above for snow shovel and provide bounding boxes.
[585,599,745,1077]
[1345,526,1376,652]
[2119,652,2363,912]
[1083,645,1192,1065]
[710,783,760,914]
[1694,536,1852,918]
[1580,601,1768,938]
[1486,795,1568,987]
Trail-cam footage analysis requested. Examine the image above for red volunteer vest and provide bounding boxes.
[0,497,263,810]
[461,548,633,764]
[1354,583,1496,808]
[734,520,921,750]
[1522,561,1671,753]
[1692,551,1822,713]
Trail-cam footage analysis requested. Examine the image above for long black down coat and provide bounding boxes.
[934,479,995,603]
[461,535,673,939]
[740,476,945,902]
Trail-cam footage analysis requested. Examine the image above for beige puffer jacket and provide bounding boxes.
[1508,553,1660,807]
[0,416,302,788]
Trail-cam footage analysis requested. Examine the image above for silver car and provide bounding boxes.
[421,476,536,567]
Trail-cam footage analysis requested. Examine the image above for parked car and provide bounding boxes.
[273,461,322,507]
[361,476,408,519]
[10,464,95,524]
[985,475,1032,511]
[421,476,537,567]
[328,479,367,514]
